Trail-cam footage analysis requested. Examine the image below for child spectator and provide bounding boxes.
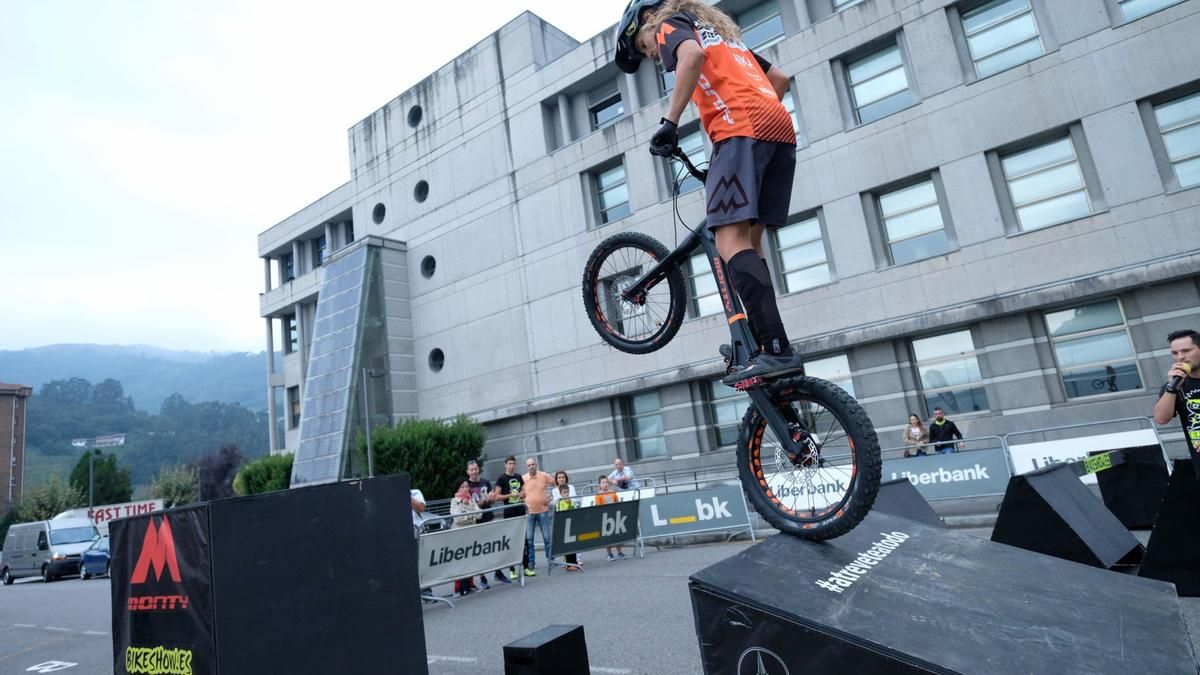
[594,476,627,561]
[449,479,484,595]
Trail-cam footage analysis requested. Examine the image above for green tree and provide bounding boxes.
[194,445,243,501]
[18,477,84,521]
[69,451,133,505]
[149,465,198,508]
[360,415,486,499]
[233,453,294,496]
[0,510,20,549]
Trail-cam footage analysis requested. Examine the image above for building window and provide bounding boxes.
[737,1,785,51]
[313,235,327,268]
[835,0,866,9]
[283,253,295,282]
[1000,136,1091,231]
[1118,0,1184,21]
[285,314,298,354]
[1153,92,1200,189]
[847,42,913,124]
[629,391,667,459]
[588,81,623,131]
[687,253,722,318]
[667,128,706,195]
[1045,300,1142,398]
[961,0,1044,78]
[658,65,675,97]
[344,222,355,245]
[877,179,950,265]
[804,354,855,397]
[709,380,743,447]
[781,88,801,136]
[772,214,831,292]
[912,330,989,414]
[287,386,301,429]
[592,162,632,225]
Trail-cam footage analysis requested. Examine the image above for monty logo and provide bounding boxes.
[815,531,909,594]
[564,510,627,543]
[650,496,732,527]
[131,517,181,584]
[706,175,749,214]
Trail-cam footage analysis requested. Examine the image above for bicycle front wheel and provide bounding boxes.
[581,231,687,355]
[736,375,881,540]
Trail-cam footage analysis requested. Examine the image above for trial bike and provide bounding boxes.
[580,148,881,540]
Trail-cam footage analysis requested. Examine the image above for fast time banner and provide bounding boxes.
[417,516,526,588]
[551,500,640,557]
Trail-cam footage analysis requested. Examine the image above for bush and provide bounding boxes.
[359,415,485,499]
[149,465,198,508]
[17,477,84,522]
[233,453,294,496]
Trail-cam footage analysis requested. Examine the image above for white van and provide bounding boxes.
[2,518,99,584]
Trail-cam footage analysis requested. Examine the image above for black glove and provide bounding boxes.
[649,118,679,157]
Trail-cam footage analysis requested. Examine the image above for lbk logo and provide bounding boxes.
[650,496,732,527]
[563,510,628,543]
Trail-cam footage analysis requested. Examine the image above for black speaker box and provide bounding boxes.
[503,624,589,675]
[991,463,1143,569]
[1139,459,1200,596]
[1091,445,1169,529]
[872,478,944,527]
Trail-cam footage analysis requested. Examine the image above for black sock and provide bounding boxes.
[727,249,790,355]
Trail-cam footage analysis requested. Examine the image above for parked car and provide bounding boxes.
[1,518,99,584]
[80,536,110,580]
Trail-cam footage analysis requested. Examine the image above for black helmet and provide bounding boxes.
[613,0,667,74]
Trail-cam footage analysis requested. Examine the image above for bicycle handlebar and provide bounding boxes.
[671,147,708,183]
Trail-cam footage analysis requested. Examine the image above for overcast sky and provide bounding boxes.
[0,1,624,353]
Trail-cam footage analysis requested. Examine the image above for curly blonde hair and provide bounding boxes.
[643,0,744,44]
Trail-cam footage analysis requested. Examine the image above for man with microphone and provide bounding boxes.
[1153,329,1200,475]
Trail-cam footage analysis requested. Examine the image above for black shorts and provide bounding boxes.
[704,136,797,229]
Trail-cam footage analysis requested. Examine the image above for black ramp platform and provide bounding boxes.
[1139,459,1200,596]
[1092,446,1169,529]
[689,511,1198,674]
[991,463,1142,569]
[872,478,944,528]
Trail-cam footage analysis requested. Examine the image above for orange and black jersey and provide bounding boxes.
[658,13,796,146]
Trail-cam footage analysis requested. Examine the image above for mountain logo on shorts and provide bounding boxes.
[707,175,750,215]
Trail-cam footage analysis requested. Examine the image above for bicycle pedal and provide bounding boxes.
[733,376,764,391]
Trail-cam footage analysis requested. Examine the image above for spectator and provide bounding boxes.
[608,457,639,490]
[553,471,581,571]
[494,455,525,582]
[901,414,929,458]
[522,457,555,577]
[462,459,501,588]
[928,407,964,454]
[449,479,484,595]
[594,475,627,561]
[411,488,429,538]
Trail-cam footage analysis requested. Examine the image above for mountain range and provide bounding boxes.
[0,344,267,412]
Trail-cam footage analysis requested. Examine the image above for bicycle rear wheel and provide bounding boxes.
[581,231,687,355]
[736,375,881,540]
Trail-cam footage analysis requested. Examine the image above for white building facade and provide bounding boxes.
[259,0,1200,483]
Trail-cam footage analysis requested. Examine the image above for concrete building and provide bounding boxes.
[258,0,1200,485]
[0,383,31,515]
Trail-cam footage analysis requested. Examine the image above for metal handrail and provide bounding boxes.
[879,434,1006,460]
[1001,416,1160,446]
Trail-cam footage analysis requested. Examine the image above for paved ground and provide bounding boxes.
[0,526,1196,673]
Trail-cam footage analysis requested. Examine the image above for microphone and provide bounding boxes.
[1169,362,1193,391]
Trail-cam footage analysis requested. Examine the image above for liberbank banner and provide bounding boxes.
[882,447,1011,500]
[638,485,750,539]
[552,500,640,557]
[417,516,526,589]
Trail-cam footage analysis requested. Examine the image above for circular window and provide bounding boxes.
[372,203,386,224]
[414,180,429,203]
[407,105,423,128]
[420,255,436,279]
[428,348,445,372]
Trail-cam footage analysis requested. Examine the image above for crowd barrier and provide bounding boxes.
[877,436,1011,502]
[417,504,527,607]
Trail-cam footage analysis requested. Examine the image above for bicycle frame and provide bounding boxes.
[619,149,805,458]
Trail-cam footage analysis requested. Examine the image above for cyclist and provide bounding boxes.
[614,0,801,385]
